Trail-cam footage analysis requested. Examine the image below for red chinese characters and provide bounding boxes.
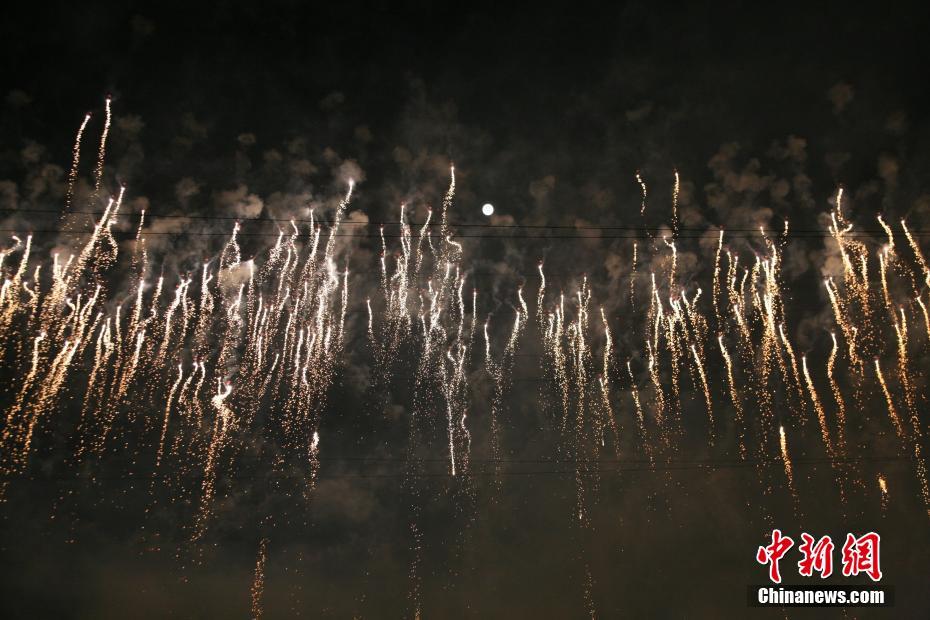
[797,533,834,578]
[756,529,794,583]
[841,532,882,582]
[757,530,883,583]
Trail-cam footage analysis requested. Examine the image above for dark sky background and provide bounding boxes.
[2,2,930,618]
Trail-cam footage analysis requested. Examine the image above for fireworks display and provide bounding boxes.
[3,4,930,615]
[0,98,928,615]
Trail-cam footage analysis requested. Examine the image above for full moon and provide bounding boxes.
[481,203,494,216]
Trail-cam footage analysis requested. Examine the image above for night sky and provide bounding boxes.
[2,3,930,618]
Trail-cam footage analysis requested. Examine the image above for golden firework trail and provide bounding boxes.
[878,474,889,513]
[629,241,637,308]
[877,214,894,251]
[824,276,862,372]
[635,171,647,216]
[626,360,653,464]
[712,229,723,328]
[251,537,268,620]
[93,96,112,195]
[156,363,185,469]
[901,219,930,289]
[646,342,666,435]
[801,355,834,458]
[779,425,797,504]
[893,308,918,422]
[664,236,677,293]
[717,334,745,460]
[690,343,713,440]
[598,307,620,452]
[777,323,805,412]
[65,112,91,213]
[874,358,905,442]
[916,294,930,342]
[826,332,848,455]
[879,249,894,314]
[536,260,547,325]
